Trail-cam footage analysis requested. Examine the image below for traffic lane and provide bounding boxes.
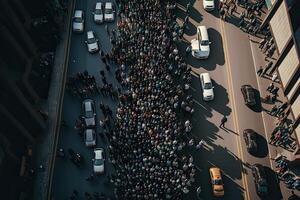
[223,22,282,199]
[53,0,118,198]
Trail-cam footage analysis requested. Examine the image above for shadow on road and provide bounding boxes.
[254,133,269,158]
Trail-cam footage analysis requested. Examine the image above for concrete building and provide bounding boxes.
[261,0,300,155]
[0,0,63,199]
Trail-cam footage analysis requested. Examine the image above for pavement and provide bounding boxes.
[44,0,299,200]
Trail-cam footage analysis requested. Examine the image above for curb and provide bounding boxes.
[45,0,75,199]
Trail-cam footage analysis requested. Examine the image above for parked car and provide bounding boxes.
[85,31,99,53]
[191,26,211,59]
[104,2,115,22]
[203,0,215,11]
[252,164,268,196]
[241,85,256,106]
[93,148,105,174]
[93,2,104,24]
[243,129,258,154]
[209,167,224,197]
[84,129,96,147]
[73,10,84,33]
[82,99,96,127]
[200,73,214,101]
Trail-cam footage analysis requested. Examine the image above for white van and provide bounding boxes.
[203,0,215,11]
[191,26,211,59]
[200,73,214,101]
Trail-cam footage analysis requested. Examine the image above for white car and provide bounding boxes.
[85,31,99,53]
[203,0,215,11]
[104,2,115,22]
[73,10,84,33]
[191,26,211,59]
[93,2,104,24]
[84,129,96,147]
[200,73,214,101]
[93,148,105,174]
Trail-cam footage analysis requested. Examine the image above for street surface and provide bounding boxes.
[52,0,284,199]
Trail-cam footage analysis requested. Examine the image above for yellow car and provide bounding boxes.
[209,167,224,197]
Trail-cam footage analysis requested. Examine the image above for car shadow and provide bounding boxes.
[253,133,269,158]
[263,166,283,200]
[248,88,262,113]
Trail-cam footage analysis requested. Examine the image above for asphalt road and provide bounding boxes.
[176,0,282,199]
[52,0,283,199]
[52,0,118,199]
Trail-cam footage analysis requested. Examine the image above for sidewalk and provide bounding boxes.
[32,0,74,199]
[248,23,299,200]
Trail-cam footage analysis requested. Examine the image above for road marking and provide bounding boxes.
[248,36,274,169]
[219,20,251,200]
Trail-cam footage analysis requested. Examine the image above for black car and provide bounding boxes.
[252,164,268,196]
[82,99,96,127]
[243,129,258,154]
[241,85,256,106]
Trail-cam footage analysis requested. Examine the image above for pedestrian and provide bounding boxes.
[219,115,228,128]
[256,66,263,76]
[185,45,191,57]
[264,94,271,103]
[267,82,274,92]
[272,87,279,96]
[272,72,278,82]
[196,140,204,150]
[186,2,192,14]
[239,18,245,29]
[105,24,110,35]
[219,8,226,20]
[270,105,278,116]
[230,3,237,15]
[271,94,277,103]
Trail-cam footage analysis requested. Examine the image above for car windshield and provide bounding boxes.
[94,159,104,165]
[74,17,82,23]
[95,9,102,15]
[105,8,113,14]
[85,110,93,118]
[201,40,209,46]
[213,179,223,185]
[87,37,96,44]
[204,82,212,89]
[86,132,94,141]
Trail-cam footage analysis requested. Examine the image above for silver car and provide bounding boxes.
[73,10,84,33]
[93,2,104,24]
[104,2,115,22]
[85,31,99,53]
[93,148,105,174]
[84,129,96,147]
[82,99,96,127]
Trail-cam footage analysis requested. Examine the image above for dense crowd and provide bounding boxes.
[105,0,196,199]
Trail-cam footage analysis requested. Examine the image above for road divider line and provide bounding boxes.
[219,20,250,200]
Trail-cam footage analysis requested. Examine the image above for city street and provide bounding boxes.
[52,0,118,199]
[52,0,284,199]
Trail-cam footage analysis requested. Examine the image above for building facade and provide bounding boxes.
[261,0,300,155]
[0,0,63,199]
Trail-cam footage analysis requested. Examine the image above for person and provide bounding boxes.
[220,116,228,128]
[196,140,204,150]
[272,87,279,96]
[270,105,278,115]
[267,82,274,92]
[263,61,273,75]
[272,73,278,82]
[220,8,226,20]
[256,66,263,76]
[185,45,192,57]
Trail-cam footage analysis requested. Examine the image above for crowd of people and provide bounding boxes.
[103,0,198,199]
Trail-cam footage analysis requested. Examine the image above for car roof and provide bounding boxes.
[210,167,222,179]
[87,31,95,39]
[95,148,104,159]
[197,26,209,40]
[84,99,93,111]
[105,2,113,9]
[95,2,102,9]
[201,73,211,83]
[85,129,94,136]
[74,10,83,18]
